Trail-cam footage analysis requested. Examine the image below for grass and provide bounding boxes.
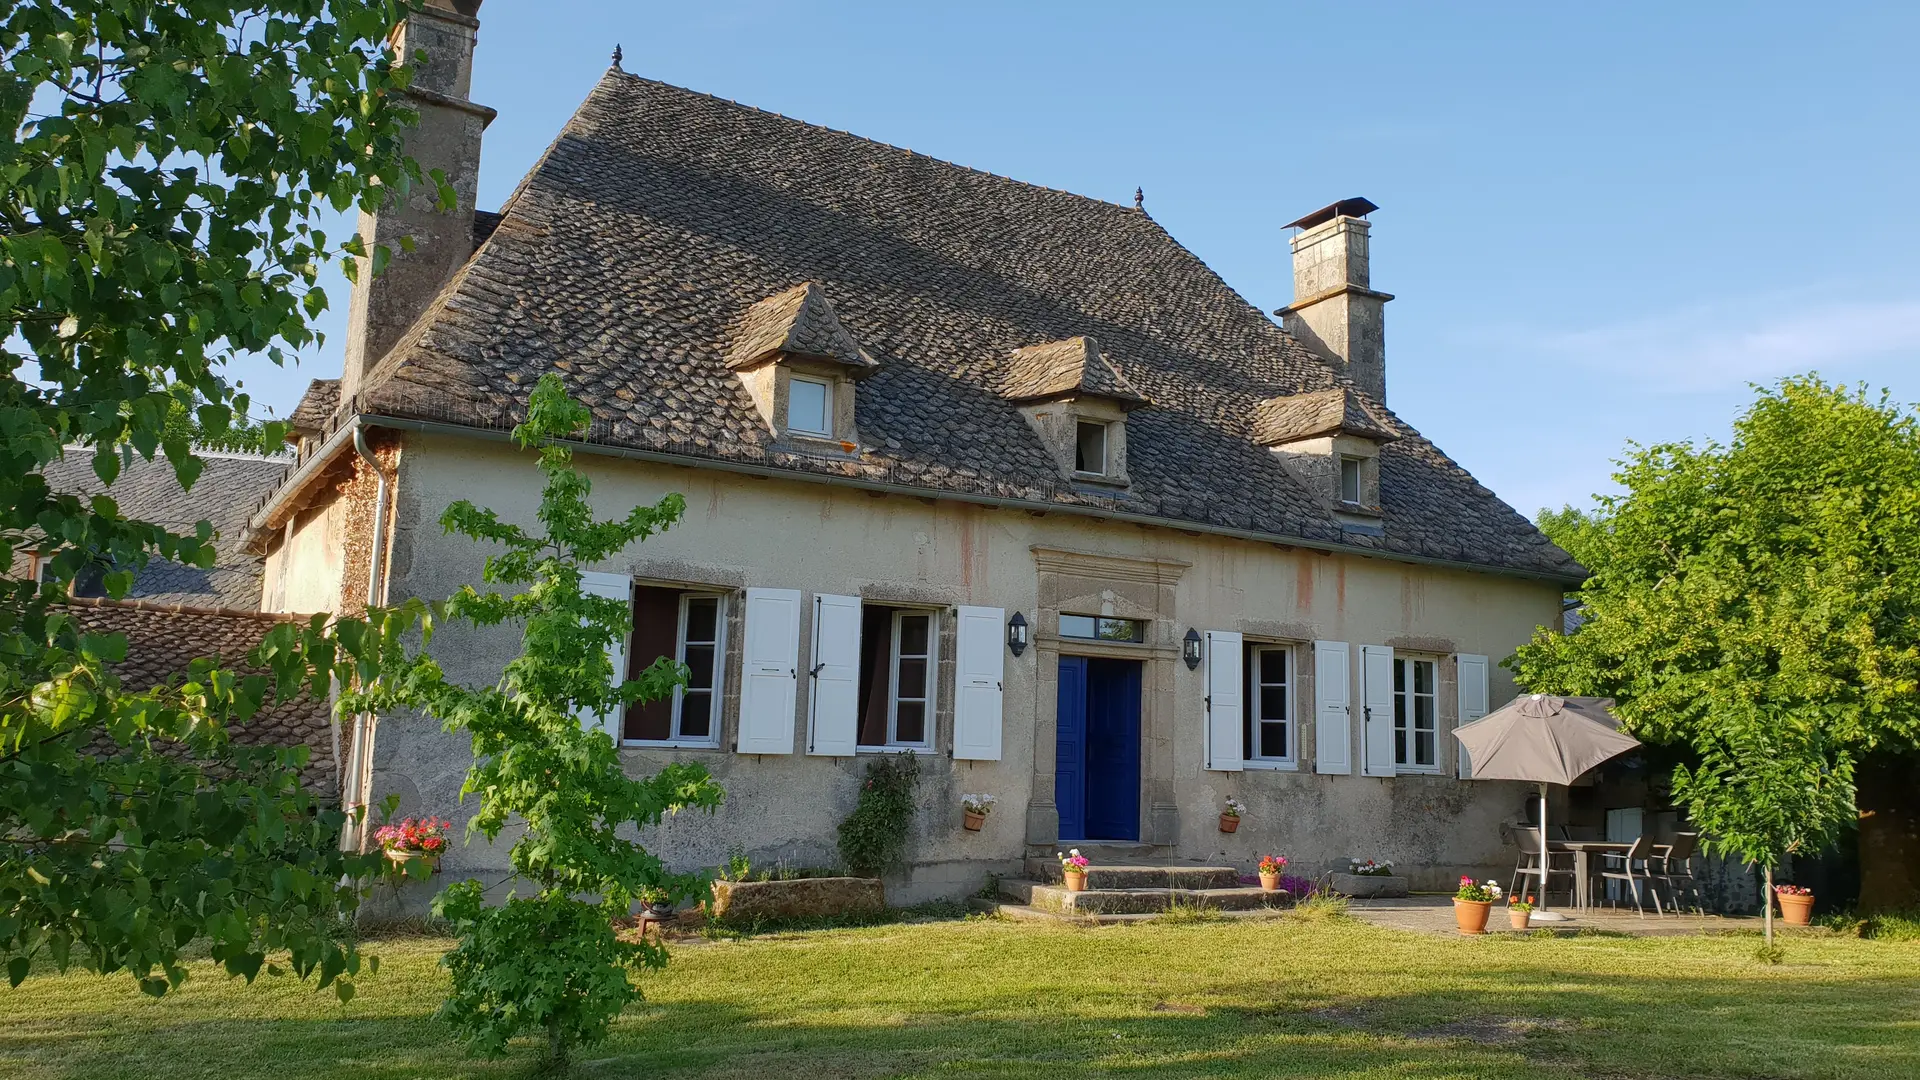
[4,915,1918,1079]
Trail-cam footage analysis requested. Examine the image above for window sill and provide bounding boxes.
[1241,759,1299,772]
[1392,766,1444,777]
[856,745,931,755]
[622,739,723,751]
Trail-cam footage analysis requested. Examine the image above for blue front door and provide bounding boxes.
[1056,656,1142,843]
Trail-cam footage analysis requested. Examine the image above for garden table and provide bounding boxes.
[1551,840,1632,912]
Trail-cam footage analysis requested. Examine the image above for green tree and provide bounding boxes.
[308,374,725,1063]
[1512,377,1920,911]
[1670,720,1856,949]
[1534,503,1610,573]
[2,0,434,995]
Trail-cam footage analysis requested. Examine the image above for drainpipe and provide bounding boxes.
[343,423,390,851]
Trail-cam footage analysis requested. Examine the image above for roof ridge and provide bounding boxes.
[605,69,1147,216]
[58,596,315,622]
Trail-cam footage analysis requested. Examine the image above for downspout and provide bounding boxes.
[343,423,391,851]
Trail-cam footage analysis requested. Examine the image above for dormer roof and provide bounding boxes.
[725,282,877,374]
[1002,336,1148,409]
[1252,387,1398,446]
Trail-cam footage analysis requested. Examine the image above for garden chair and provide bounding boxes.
[1596,836,1664,917]
[1650,832,1702,913]
[1511,827,1576,907]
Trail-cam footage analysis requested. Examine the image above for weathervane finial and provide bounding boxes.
[1134,187,1144,211]
[612,43,623,70]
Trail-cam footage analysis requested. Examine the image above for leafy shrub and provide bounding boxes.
[837,753,920,877]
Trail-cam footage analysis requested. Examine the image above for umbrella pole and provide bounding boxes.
[1531,782,1569,921]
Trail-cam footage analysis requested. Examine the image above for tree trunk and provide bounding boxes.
[1857,749,1920,913]
[1762,864,1774,948]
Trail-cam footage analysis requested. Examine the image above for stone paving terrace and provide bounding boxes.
[1344,895,1800,938]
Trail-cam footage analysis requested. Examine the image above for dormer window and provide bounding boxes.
[788,376,832,437]
[1253,386,1398,515]
[1340,456,1363,504]
[1075,421,1109,475]
[726,282,880,446]
[1001,336,1148,487]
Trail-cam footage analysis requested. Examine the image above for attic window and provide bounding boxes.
[1340,457,1362,504]
[788,376,832,437]
[1075,421,1108,475]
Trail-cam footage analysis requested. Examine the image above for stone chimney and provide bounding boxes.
[1275,198,1393,403]
[338,0,495,406]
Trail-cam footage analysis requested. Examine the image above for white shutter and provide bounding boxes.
[577,571,633,739]
[1455,653,1490,779]
[1313,640,1352,775]
[952,605,1004,761]
[807,594,861,756]
[1204,630,1244,771]
[1361,644,1396,777]
[736,588,801,754]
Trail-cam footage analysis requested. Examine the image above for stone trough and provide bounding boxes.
[708,876,886,924]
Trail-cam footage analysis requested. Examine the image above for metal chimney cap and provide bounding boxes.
[1284,197,1379,231]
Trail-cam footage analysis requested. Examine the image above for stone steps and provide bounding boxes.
[1022,859,1241,890]
[969,897,1291,925]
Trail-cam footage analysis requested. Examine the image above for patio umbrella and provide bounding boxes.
[1453,694,1640,919]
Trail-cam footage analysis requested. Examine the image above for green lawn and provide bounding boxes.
[3,914,1916,1079]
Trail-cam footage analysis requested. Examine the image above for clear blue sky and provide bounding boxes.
[265,0,1920,517]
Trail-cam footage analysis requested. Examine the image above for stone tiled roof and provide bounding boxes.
[62,598,338,792]
[351,71,1578,580]
[288,378,340,435]
[1003,336,1147,407]
[1252,387,1398,446]
[725,282,876,373]
[38,450,286,607]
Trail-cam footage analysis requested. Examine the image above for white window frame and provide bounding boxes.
[1243,642,1297,770]
[625,591,727,749]
[862,607,938,751]
[787,375,833,437]
[1074,420,1108,476]
[1393,655,1441,773]
[1339,456,1363,504]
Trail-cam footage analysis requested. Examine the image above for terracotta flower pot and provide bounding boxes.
[1064,869,1088,892]
[1777,892,1815,926]
[385,848,440,874]
[962,810,985,832]
[1453,898,1492,935]
[1258,871,1281,892]
[1508,909,1532,930]
[1219,813,1239,833]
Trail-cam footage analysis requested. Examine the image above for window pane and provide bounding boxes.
[684,644,715,689]
[1260,721,1288,759]
[1341,458,1362,503]
[1260,686,1287,722]
[1394,692,1408,726]
[1395,729,1407,764]
[896,657,927,698]
[788,378,829,434]
[1415,693,1436,732]
[1259,649,1287,684]
[1097,617,1141,641]
[684,597,718,642]
[1058,614,1096,638]
[1414,659,1434,696]
[1075,422,1106,473]
[1416,730,1435,766]
[894,701,925,744]
[679,691,712,738]
[1394,659,1407,693]
[898,614,929,655]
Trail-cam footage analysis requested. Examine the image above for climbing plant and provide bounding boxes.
[837,752,921,877]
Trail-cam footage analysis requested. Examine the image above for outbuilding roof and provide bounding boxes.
[327,70,1576,580]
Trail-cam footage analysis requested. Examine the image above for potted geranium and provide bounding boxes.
[637,886,678,919]
[1059,849,1091,891]
[961,793,996,832]
[1774,883,1815,926]
[1453,875,1503,934]
[1507,894,1535,930]
[1258,854,1288,892]
[374,816,451,873]
[1220,796,1244,833]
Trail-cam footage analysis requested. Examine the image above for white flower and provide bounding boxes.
[1069,848,1081,857]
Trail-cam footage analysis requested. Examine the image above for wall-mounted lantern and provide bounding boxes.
[1183,627,1203,670]
[1007,611,1029,657]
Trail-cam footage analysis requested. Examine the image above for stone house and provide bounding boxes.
[240,0,1583,902]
